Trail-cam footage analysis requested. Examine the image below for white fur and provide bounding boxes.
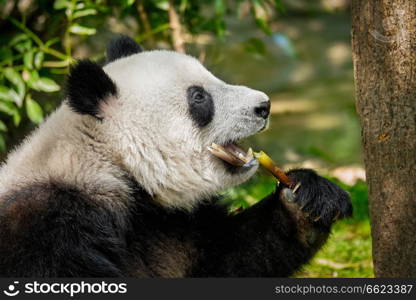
[0,50,269,211]
[0,105,132,213]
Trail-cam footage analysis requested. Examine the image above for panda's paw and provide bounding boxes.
[279,169,352,227]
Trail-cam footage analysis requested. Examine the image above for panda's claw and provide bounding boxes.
[313,216,322,222]
[292,182,301,194]
[282,188,296,202]
[280,169,352,227]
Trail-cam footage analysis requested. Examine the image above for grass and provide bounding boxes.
[297,220,372,277]
[222,175,373,278]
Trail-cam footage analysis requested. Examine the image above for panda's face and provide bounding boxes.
[67,37,270,210]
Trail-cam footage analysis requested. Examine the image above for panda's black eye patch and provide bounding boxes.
[192,89,205,101]
[187,86,214,128]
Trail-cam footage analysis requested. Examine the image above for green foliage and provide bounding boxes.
[25,94,44,124]
[0,0,283,152]
[220,173,276,210]
[299,220,373,277]
[0,0,90,150]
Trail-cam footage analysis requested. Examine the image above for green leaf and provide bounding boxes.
[0,119,7,132]
[14,39,32,53]
[29,69,40,82]
[151,0,169,10]
[215,0,225,16]
[214,0,226,37]
[25,95,43,124]
[31,77,60,93]
[124,0,135,6]
[0,134,6,152]
[3,68,25,104]
[75,2,86,10]
[10,89,21,106]
[45,37,61,47]
[9,33,29,46]
[13,111,22,126]
[24,51,34,69]
[0,86,13,102]
[0,101,18,116]
[69,24,96,35]
[27,70,39,90]
[54,0,69,10]
[73,8,97,18]
[215,19,226,37]
[8,17,44,47]
[255,17,272,35]
[179,0,188,12]
[4,68,24,89]
[0,86,21,105]
[34,52,44,69]
[252,0,272,35]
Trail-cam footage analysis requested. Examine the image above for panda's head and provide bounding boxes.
[66,36,270,210]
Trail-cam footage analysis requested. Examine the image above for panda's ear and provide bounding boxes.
[106,35,143,63]
[66,60,117,119]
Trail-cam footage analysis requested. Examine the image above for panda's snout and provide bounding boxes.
[247,90,270,120]
[254,101,271,119]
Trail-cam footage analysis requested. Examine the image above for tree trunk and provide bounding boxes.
[351,1,416,277]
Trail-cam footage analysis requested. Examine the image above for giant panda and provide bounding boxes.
[0,36,352,277]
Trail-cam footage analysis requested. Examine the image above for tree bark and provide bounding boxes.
[351,1,416,277]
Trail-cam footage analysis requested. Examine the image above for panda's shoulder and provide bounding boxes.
[0,182,130,276]
[1,183,55,223]
[0,182,116,231]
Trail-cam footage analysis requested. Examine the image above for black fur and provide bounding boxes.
[187,86,214,127]
[106,35,143,63]
[66,60,117,118]
[0,183,127,276]
[0,169,351,277]
[284,169,352,227]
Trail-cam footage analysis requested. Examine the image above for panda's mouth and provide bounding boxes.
[207,121,269,171]
[207,142,257,170]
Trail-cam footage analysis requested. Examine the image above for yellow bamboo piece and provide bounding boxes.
[254,151,294,188]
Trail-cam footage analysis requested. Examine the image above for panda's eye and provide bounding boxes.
[187,85,214,127]
[193,91,204,101]
[188,86,207,103]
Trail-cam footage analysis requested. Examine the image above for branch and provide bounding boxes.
[167,0,185,53]
[137,0,154,46]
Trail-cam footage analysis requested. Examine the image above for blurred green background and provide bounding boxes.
[0,0,371,277]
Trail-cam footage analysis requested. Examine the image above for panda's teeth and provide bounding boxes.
[207,144,246,167]
[247,148,254,161]
[209,143,252,167]
[224,143,248,158]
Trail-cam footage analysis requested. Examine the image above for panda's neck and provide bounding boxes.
[111,127,221,211]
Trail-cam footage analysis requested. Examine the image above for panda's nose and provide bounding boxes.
[254,101,271,119]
